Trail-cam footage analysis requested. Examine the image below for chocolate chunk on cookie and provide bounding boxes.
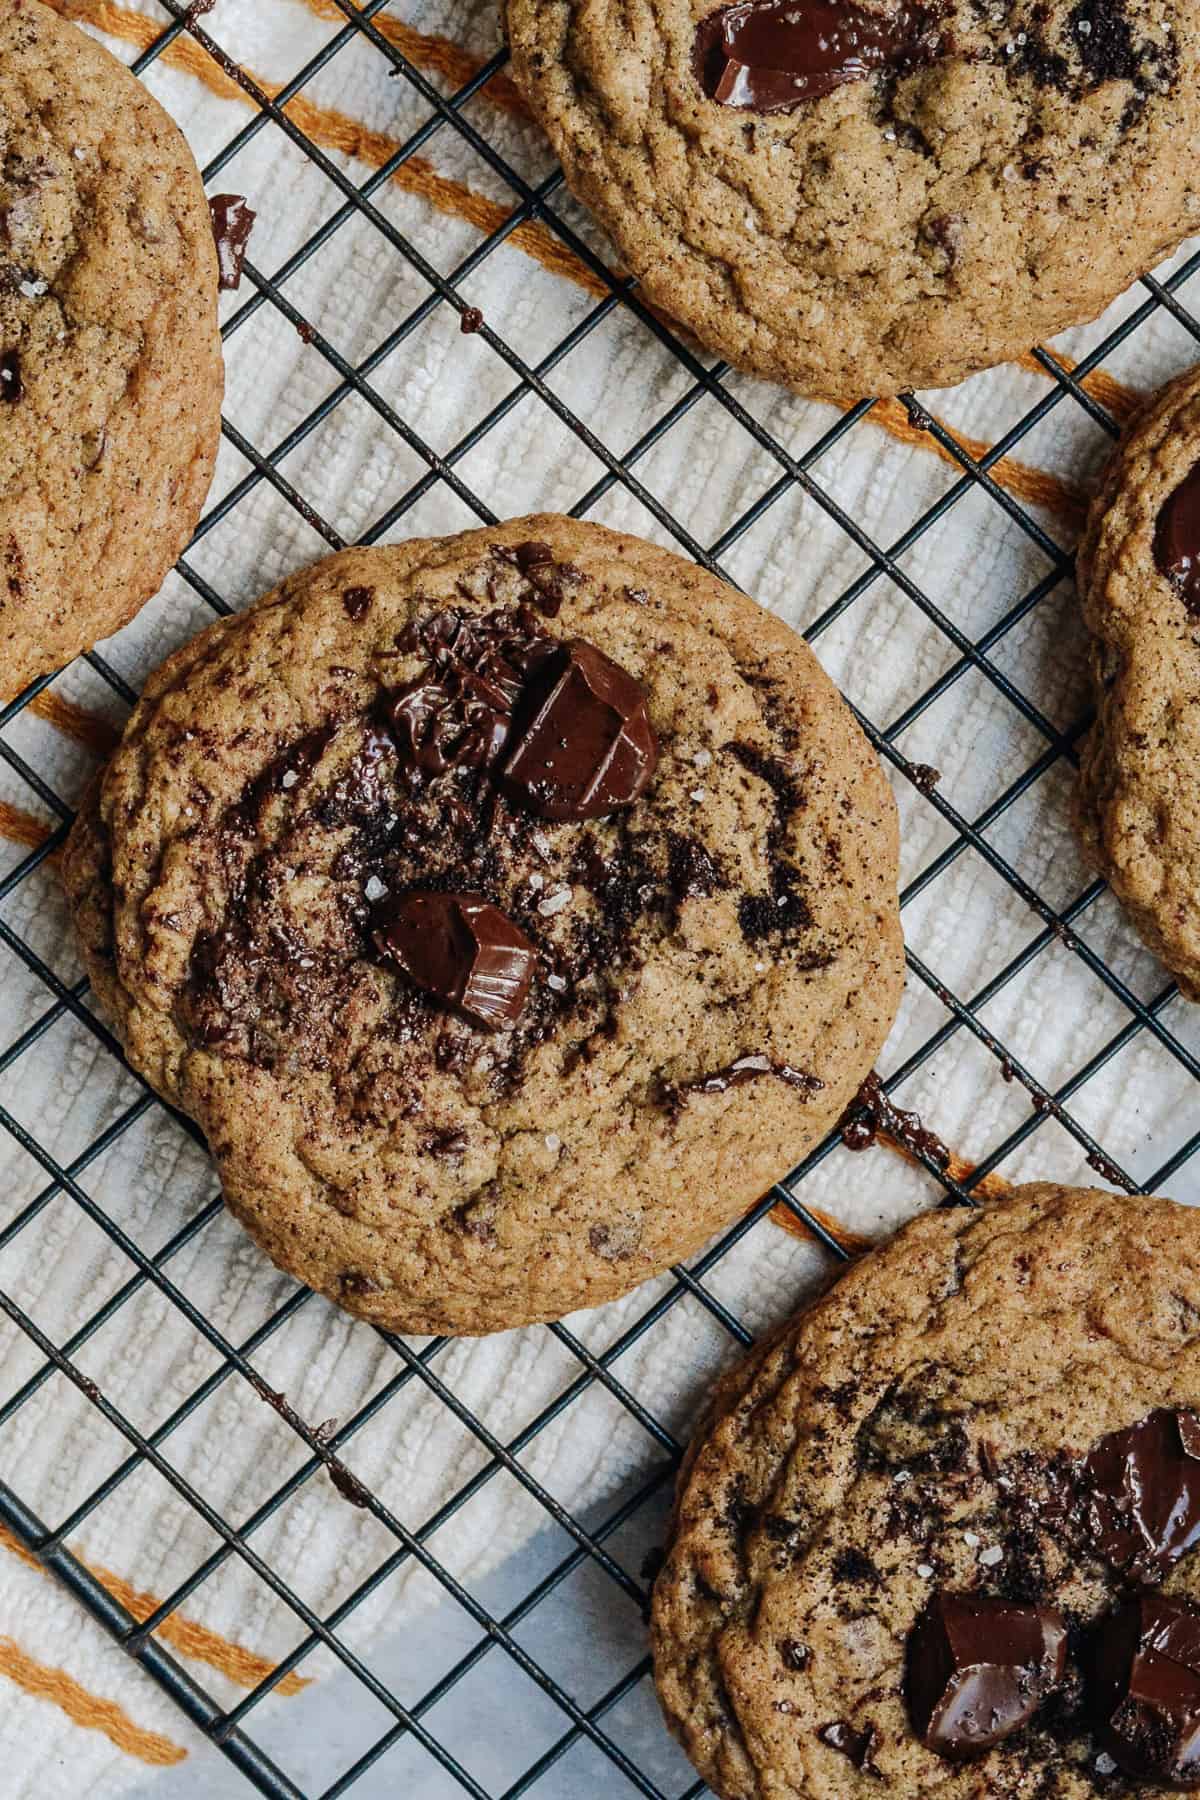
[0,0,222,701]
[62,515,902,1336]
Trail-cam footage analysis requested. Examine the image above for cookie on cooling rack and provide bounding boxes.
[62,515,903,1335]
[652,1181,1200,1797]
[1076,364,1200,999]
[503,0,1200,402]
[0,0,222,702]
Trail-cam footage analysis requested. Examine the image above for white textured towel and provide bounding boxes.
[2,1,1200,1794]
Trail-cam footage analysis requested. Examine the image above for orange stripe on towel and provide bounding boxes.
[0,1635,186,1765]
[0,1525,310,1698]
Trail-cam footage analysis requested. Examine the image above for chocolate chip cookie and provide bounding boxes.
[62,516,903,1336]
[503,0,1200,401]
[652,1182,1200,1797]
[1076,364,1200,999]
[0,0,223,701]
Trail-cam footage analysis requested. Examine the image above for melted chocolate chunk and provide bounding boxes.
[0,348,21,403]
[696,0,941,114]
[460,305,484,334]
[1155,462,1200,618]
[387,606,556,781]
[1083,1408,1200,1583]
[1092,1594,1200,1787]
[372,890,535,1031]
[501,639,658,821]
[906,1592,1067,1761]
[209,194,257,291]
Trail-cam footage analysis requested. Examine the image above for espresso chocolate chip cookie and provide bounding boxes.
[62,516,902,1335]
[503,0,1200,401]
[652,1182,1200,1797]
[0,0,223,701]
[1077,365,1200,999]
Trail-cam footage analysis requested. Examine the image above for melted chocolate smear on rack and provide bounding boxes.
[695,0,943,115]
[841,1070,951,1168]
[906,1592,1067,1761]
[209,194,256,291]
[250,1379,372,1509]
[1155,460,1200,617]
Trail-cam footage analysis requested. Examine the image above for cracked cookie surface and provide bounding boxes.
[652,1182,1200,1798]
[62,515,902,1335]
[1077,364,1200,999]
[503,0,1200,401]
[0,0,222,701]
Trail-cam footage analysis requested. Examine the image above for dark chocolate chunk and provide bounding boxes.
[0,348,21,403]
[1092,1594,1200,1787]
[1083,1409,1200,1583]
[906,1591,1067,1761]
[387,606,555,781]
[816,1720,879,1771]
[460,305,484,334]
[501,639,658,821]
[1155,462,1200,618]
[696,0,940,115]
[209,194,257,291]
[342,585,373,621]
[512,540,554,573]
[372,890,535,1031]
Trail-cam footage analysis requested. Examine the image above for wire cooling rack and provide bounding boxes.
[5,0,1200,1793]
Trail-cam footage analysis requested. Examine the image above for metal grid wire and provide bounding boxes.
[4,0,1200,1793]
